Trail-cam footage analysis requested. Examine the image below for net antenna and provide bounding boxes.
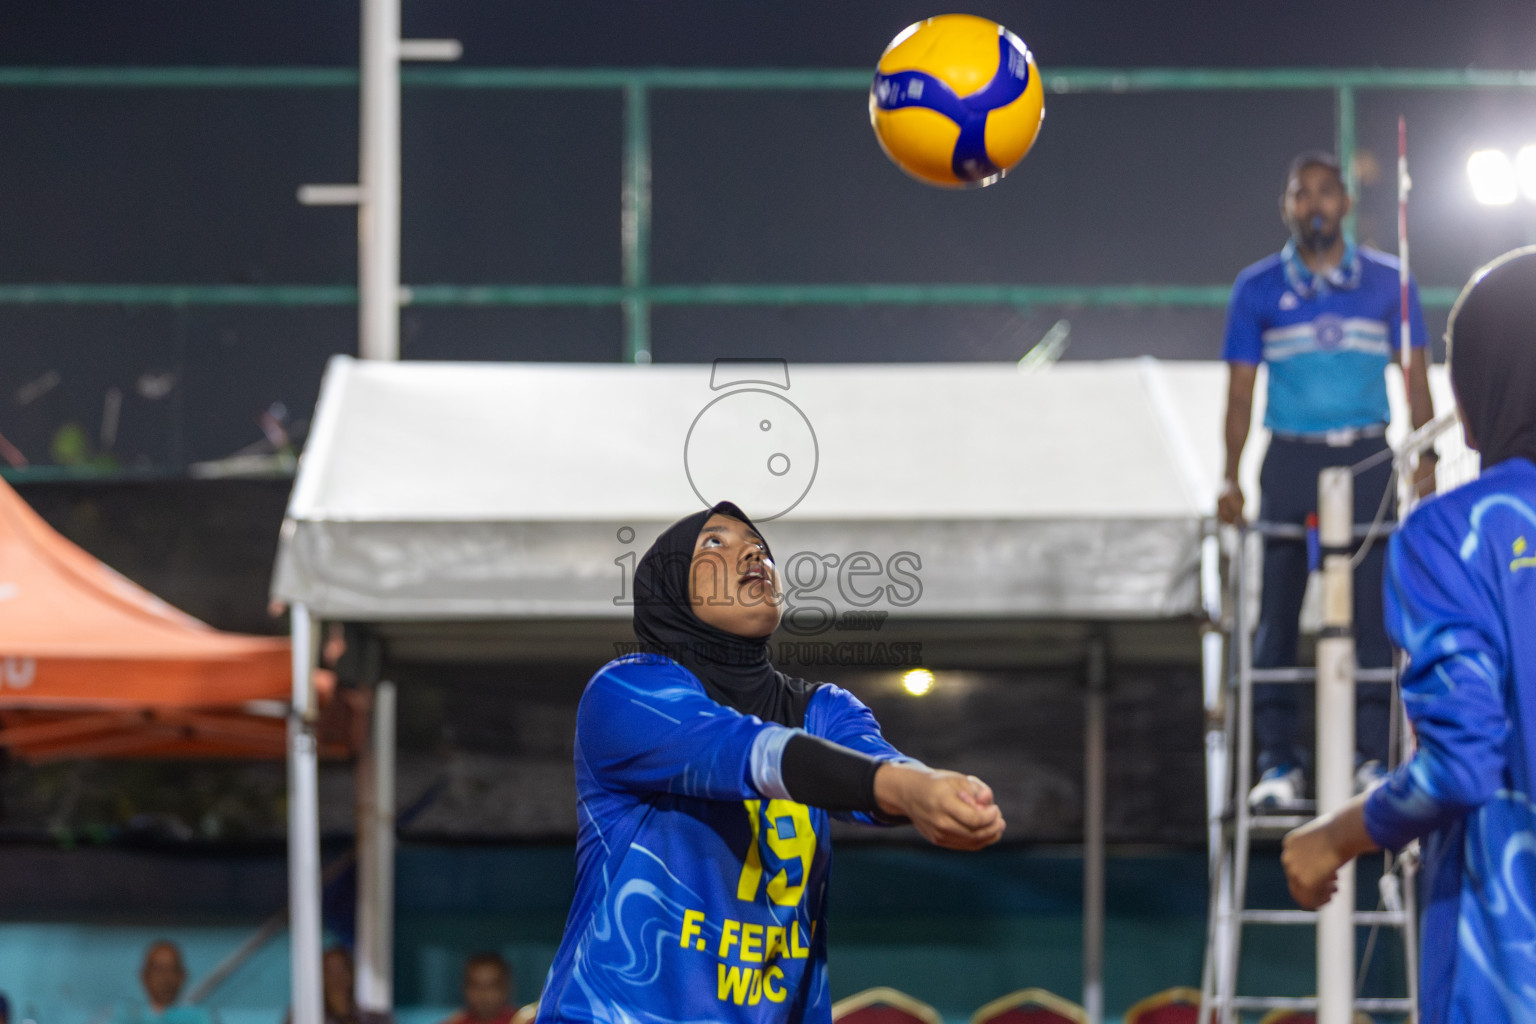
[1397,116,1418,514]
[1398,116,1412,380]
[1393,117,1480,514]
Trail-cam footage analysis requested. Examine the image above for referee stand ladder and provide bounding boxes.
[1199,465,1420,1024]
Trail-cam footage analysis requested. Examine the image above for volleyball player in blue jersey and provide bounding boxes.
[535,501,1004,1024]
[1284,247,1536,1023]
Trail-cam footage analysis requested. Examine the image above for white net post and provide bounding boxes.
[1316,467,1356,1024]
[287,605,324,1024]
[359,0,401,361]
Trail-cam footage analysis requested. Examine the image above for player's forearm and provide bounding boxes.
[1407,350,1436,430]
[1222,364,1256,484]
[1322,793,1379,862]
[779,732,883,813]
[1223,403,1251,483]
[1410,385,1435,431]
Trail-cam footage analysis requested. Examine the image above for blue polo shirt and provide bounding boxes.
[1222,240,1428,436]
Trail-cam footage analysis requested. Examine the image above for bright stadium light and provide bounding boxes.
[902,668,935,697]
[1517,145,1536,203]
[1468,149,1518,205]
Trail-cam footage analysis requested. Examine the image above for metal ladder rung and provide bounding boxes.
[1240,908,1408,926]
[1248,813,1315,832]
[1231,996,1416,1013]
[1248,666,1398,684]
[1252,520,1398,541]
[1203,522,1419,1024]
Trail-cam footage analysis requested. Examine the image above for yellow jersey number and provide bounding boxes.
[736,800,816,907]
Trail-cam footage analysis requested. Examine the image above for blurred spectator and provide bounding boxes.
[0,990,10,1024]
[438,954,515,1024]
[112,940,213,1024]
[322,946,392,1024]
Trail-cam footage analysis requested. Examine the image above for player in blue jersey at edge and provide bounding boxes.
[1217,151,1437,810]
[535,501,1005,1024]
[1283,247,1536,1023]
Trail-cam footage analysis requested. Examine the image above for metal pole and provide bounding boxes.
[1221,528,1259,1024]
[360,0,401,360]
[356,680,397,1012]
[621,82,652,364]
[1316,468,1356,1024]
[1397,116,1418,513]
[1199,529,1226,870]
[1403,847,1420,1016]
[1198,527,1229,1024]
[1082,637,1107,1024]
[1335,85,1358,241]
[288,604,324,1024]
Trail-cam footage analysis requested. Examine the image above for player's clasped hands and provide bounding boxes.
[874,763,1006,851]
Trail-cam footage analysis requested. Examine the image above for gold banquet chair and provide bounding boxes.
[970,988,1088,1024]
[831,987,943,1024]
[1122,987,1203,1024]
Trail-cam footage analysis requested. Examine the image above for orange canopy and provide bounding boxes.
[0,475,343,761]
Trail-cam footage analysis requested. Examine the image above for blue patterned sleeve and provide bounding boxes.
[808,684,912,761]
[576,658,787,802]
[806,685,919,825]
[1365,513,1511,851]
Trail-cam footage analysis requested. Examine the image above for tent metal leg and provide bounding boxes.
[288,603,324,1024]
[356,680,397,1013]
[1198,523,1229,1024]
[1083,637,1107,1024]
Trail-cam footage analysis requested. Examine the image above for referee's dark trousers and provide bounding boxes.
[1252,432,1394,775]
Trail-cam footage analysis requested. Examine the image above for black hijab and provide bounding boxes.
[1448,246,1536,469]
[632,501,819,727]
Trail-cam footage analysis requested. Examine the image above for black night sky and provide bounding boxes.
[4,1,1536,468]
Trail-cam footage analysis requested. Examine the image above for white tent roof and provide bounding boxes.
[270,355,1455,636]
[273,356,1228,625]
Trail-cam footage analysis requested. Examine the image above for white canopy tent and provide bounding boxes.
[274,356,1230,621]
[271,354,1460,1022]
[272,354,1238,1023]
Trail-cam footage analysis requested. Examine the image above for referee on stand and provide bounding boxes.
[1217,150,1436,810]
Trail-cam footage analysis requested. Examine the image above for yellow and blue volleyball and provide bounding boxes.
[869,14,1045,188]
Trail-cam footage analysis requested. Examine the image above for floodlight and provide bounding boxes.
[1468,149,1518,206]
[1516,145,1536,203]
[902,669,935,697]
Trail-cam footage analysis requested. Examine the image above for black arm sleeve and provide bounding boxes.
[780,733,884,813]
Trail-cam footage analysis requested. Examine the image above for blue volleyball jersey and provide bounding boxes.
[535,655,910,1024]
[1222,242,1428,436]
[1365,458,1536,1024]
